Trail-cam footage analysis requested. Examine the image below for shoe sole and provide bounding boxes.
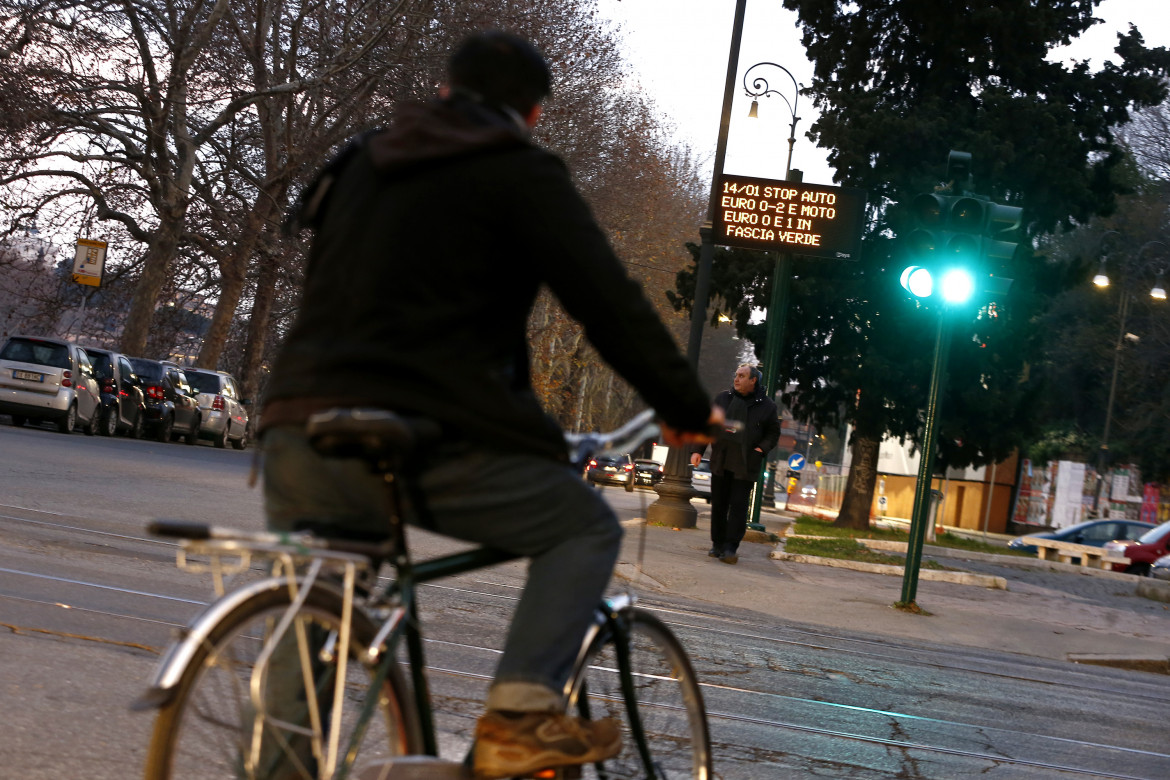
[474,736,622,779]
[720,555,738,564]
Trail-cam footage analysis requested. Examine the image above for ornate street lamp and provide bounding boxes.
[743,62,802,179]
[741,61,804,530]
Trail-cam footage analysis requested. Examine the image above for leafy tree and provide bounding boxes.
[676,1,1170,529]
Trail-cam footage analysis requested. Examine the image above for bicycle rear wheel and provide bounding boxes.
[144,581,422,779]
[565,607,712,779]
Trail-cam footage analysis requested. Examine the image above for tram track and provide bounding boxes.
[4,504,1169,777]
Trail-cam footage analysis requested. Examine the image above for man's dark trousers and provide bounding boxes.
[709,471,755,554]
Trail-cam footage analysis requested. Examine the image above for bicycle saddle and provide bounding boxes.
[307,407,442,463]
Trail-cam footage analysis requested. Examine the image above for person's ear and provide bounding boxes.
[439,84,451,99]
[523,104,542,128]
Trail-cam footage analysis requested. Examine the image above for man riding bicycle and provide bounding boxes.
[261,31,717,778]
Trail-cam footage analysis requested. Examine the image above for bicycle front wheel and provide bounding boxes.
[144,581,422,779]
[566,607,712,779]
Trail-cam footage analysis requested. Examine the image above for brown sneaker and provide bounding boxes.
[472,711,621,779]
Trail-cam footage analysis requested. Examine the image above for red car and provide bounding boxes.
[1103,520,1170,575]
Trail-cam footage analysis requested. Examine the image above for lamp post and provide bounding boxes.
[1091,237,1168,515]
[646,0,749,529]
[742,61,803,530]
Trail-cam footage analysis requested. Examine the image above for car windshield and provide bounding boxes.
[128,358,162,381]
[1137,520,1170,544]
[185,371,221,394]
[1,338,69,369]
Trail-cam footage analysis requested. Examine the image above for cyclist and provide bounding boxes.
[261,30,718,778]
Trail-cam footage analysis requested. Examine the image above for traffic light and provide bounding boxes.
[899,192,1023,305]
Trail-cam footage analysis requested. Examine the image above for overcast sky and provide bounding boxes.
[595,0,1170,189]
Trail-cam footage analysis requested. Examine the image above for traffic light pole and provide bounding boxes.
[900,308,953,606]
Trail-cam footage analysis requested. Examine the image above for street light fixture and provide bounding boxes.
[743,62,802,179]
[1092,237,1168,515]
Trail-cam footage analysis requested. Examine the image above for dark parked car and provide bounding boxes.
[126,357,201,444]
[0,335,102,434]
[691,458,711,501]
[1103,520,1170,576]
[1008,519,1156,555]
[632,459,664,488]
[184,367,250,449]
[585,454,634,487]
[82,347,146,438]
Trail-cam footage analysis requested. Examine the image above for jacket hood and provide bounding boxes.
[366,96,533,176]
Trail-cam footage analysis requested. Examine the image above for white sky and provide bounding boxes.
[596,0,1170,189]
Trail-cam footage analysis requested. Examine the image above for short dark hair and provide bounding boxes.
[448,31,551,115]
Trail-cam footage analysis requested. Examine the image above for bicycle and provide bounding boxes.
[135,407,713,779]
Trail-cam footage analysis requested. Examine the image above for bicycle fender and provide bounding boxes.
[130,576,319,710]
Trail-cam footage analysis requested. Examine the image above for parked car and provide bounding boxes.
[1103,520,1170,576]
[1009,519,1156,555]
[82,347,146,438]
[691,458,711,501]
[0,335,102,434]
[184,367,250,449]
[632,459,664,488]
[585,454,634,487]
[126,357,201,444]
[801,484,818,500]
[1150,553,1170,582]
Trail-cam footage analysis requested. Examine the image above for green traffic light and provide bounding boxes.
[939,268,975,304]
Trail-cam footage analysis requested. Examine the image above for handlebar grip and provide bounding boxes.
[149,519,212,539]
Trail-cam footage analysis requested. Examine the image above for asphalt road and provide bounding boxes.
[2,420,1169,778]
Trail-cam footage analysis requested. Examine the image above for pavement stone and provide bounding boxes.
[615,503,1170,670]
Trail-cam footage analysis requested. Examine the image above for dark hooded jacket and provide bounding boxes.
[706,382,780,479]
[262,95,710,459]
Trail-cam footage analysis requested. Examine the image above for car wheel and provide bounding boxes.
[102,405,119,436]
[129,409,145,439]
[156,415,173,443]
[1128,562,1152,577]
[10,415,26,427]
[185,414,200,445]
[214,423,229,449]
[56,404,77,434]
[83,408,98,436]
[231,430,248,450]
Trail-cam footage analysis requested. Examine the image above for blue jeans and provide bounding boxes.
[262,425,622,712]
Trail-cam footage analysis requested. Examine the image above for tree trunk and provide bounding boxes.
[197,196,280,369]
[239,238,281,406]
[119,218,185,356]
[835,432,880,530]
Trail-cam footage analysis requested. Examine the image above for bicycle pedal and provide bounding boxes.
[354,756,470,779]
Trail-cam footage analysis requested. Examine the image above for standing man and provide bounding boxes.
[261,31,718,779]
[691,364,780,564]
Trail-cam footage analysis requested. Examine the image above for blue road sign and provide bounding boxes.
[787,453,805,471]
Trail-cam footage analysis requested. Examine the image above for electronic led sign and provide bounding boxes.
[714,174,866,259]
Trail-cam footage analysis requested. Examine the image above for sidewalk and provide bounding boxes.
[614,502,1170,671]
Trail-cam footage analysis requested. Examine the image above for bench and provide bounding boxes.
[1020,537,1131,570]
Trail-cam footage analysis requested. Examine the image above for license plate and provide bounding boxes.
[13,370,43,382]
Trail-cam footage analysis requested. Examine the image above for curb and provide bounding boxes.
[769,550,1009,590]
[1136,578,1170,604]
[786,534,1142,582]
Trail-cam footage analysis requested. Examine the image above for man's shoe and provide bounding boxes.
[719,550,738,564]
[707,547,720,557]
[473,711,621,779]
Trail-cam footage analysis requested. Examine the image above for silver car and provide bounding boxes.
[183,367,250,449]
[1151,554,1170,582]
[691,458,711,502]
[0,335,102,434]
